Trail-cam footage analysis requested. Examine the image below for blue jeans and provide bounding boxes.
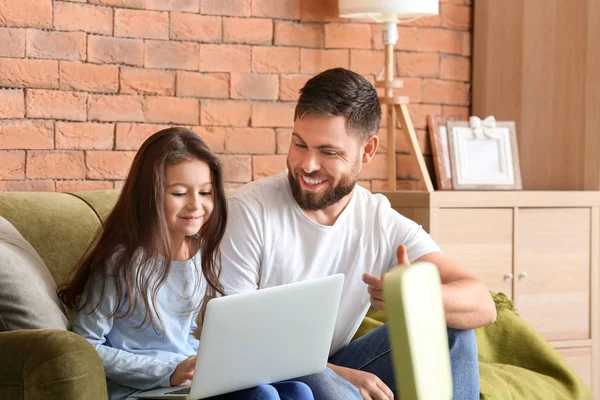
[296,324,479,399]
[209,382,314,400]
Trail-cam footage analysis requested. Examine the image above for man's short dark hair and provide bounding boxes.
[294,68,381,143]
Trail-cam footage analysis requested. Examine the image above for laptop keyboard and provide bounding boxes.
[165,387,190,395]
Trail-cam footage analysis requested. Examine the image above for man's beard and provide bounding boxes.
[287,158,360,211]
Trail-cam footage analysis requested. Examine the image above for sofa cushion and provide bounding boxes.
[0,217,69,331]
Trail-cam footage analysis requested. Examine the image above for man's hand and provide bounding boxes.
[170,355,196,386]
[329,364,393,400]
[362,245,410,310]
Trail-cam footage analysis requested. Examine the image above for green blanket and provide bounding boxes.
[353,293,593,399]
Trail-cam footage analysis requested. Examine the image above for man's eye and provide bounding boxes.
[294,143,307,149]
[322,151,337,156]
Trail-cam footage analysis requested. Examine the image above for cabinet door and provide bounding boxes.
[435,208,513,297]
[554,347,592,390]
[515,208,591,340]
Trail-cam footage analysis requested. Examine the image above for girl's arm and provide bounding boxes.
[71,284,179,390]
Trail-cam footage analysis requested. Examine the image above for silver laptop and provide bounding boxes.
[132,274,344,399]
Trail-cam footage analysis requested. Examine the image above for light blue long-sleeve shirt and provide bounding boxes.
[71,252,206,395]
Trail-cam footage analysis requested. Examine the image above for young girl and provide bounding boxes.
[58,128,314,400]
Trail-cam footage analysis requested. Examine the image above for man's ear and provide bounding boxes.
[362,135,379,164]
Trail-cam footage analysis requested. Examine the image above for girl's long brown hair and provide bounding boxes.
[58,127,227,333]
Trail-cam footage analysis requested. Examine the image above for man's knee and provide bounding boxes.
[295,368,361,400]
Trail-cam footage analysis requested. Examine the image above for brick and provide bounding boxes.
[26,30,86,61]
[144,96,200,125]
[252,155,287,179]
[393,77,422,103]
[0,0,52,29]
[252,0,299,19]
[279,75,309,101]
[276,128,292,153]
[300,0,339,23]
[357,180,371,190]
[418,28,464,56]
[0,151,25,180]
[300,49,349,74]
[371,179,423,191]
[223,17,272,45]
[407,104,442,131]
[359,154,387,180]
[220,154,252,183]
[26,90,87,121]
[54,2,113,35]
[274,21,322,48]
[350,49,384,75]
[188,126,225,153]
[88,0,144,7]
[325,23,371,49]
[0,179,55,191]
[88,94,144,122]
[56,180,114,192]
[201,0,251,17]
[396,52,440,78]
[251,102,295,128]
[200,44,251,73]
[115,122,170,150]
[88,36,144,67]
[201,100,251,127]
[146,0,199,12]
[423,79,470,106]
[0,28,25,57]
[442,105,469,120]
[120,67,175,96]
[170,13,221,42]
[0,120,53,149]
[27,151,86,179]
[224,128,276,154]
[145,40,199,71]
[396,153,434,181]
[60,62,119,93]
[253,47,299,73]
[462,32,471,56]
[441,4,472,31]
[394,128,430,155]
[230,73,278,100]
[55,122,114,150]
[440,56,470,81]
[411,15,441,28]
[86,151,136,179]
[115,9,168,40]
[176,72,229,99]
[372,25,419,51]
[0,90,24,119]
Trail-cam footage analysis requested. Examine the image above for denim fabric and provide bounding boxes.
[298,324,479,400]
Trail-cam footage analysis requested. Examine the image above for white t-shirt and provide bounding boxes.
[220,171,440,355]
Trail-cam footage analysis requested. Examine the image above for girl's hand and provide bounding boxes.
[170,356,196,386]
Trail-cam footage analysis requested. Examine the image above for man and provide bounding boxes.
[220,68,497,400]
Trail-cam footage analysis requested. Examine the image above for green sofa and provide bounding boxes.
[0,190,593,400]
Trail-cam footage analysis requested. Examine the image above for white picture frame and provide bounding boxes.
[447,120,522,190]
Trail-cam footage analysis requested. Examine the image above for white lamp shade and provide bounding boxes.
[339,0,439,19]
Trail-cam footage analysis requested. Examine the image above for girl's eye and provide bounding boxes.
[200,192,212,196]
[171,193,185,197]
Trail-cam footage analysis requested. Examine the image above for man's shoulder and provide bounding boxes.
[229,171,289,206]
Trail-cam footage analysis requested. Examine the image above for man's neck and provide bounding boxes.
[302,189,355,226]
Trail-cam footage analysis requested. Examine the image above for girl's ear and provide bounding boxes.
[361,135,379,164]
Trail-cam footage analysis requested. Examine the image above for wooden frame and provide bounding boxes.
[447,120,522,190]
[427,115,463,190]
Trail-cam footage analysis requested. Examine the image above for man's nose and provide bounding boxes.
[301,152,319,173]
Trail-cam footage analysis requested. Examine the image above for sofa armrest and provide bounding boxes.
[0,329,108,400]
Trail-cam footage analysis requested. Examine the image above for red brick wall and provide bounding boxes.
[0,0,472,192]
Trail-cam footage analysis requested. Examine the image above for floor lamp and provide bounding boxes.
[339,0,438,192]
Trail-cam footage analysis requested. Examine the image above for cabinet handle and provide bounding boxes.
[518,272,528,280]
[503,273,514,280]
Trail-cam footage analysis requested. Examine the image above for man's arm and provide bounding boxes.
[364,246,497,330]
[415,251,497,329]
